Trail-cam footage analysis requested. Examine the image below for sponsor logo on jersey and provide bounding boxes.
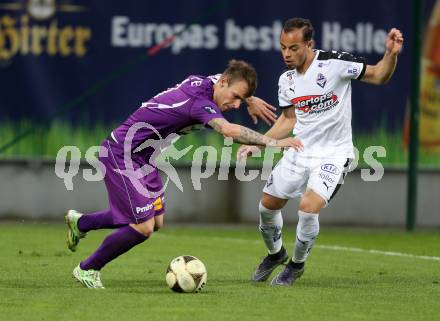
[320,164,340,175]
[291,92,338,114]
[283,87,295,97]
[316,73,327,88]
[285,71,295,86]
[348,67,359,76]
[286,70,295,80]
[204,106,217,114]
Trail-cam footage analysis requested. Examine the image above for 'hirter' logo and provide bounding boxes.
[0,0,91,61]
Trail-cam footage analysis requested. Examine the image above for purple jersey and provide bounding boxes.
[110,74,224,158]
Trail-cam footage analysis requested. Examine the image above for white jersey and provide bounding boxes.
[278,49,366,158]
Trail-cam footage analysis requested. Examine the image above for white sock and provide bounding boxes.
[293,210,320,263]
[259,202,283,255]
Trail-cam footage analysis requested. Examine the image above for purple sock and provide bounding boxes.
[78,210,123,232]
[80,225,148,270]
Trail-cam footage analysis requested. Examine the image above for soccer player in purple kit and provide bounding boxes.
[65,60,303,289]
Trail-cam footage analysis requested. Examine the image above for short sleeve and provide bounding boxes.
[190,99,225,125]
[336,52,367,80]
[278,73,293,108]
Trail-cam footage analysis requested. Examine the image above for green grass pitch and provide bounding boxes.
[0,223,439,321]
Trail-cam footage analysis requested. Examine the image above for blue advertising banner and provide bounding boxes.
[0,0,438,166]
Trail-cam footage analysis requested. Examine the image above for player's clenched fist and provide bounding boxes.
[386,28,404,55]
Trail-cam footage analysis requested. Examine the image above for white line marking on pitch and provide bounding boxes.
[315,244,440,262]
[159,234,440,262]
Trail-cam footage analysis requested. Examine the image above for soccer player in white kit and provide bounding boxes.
[237,18,404,286]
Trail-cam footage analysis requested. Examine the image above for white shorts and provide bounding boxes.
[263,151,352,205]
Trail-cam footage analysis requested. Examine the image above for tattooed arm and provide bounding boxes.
[208,118,277,146]
[236,107,297,160]
[207,118,303,150]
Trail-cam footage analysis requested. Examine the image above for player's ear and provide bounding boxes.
[219,76,229,88]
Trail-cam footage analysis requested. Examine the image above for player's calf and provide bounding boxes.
[293,211,320,263]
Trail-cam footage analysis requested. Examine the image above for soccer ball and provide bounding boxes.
[166,255,207,293]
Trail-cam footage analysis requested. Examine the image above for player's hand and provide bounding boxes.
[236,144,261,161]
[275,137,303,151]
[246,96,277,125]
[385,28,404,56]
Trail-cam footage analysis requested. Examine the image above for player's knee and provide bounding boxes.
[300,190,327,213]
[140,226,154,237]
[299,201,315,213]
[261,193,286,211]
[259,201,282,225]
[142,227,155,237]
[299,198,322,213]
[259,201,272,215]
[131,222,155,237]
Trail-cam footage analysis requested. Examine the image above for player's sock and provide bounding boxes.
[80,225,148,270]
[78,210,123,233]
[259,202,283,255]
[292,210,319,263]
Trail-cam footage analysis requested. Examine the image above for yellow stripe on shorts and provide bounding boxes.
[153,197,163,211]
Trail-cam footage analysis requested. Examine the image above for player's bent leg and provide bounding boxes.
[261,192,288,210]
[252,193,289,282]
[130,217,156,238]
[77,209,124,232]
[298,189,326,213]
[271,190,323,286]
[65,210,86,252]
[75,217,154,288]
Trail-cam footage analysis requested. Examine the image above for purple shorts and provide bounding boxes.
[100,139,165,225]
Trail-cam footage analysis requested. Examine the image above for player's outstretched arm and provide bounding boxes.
[264,106,296,139]
[207,118,303,150]
[236,106,297,160]
[361,28,404,85]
